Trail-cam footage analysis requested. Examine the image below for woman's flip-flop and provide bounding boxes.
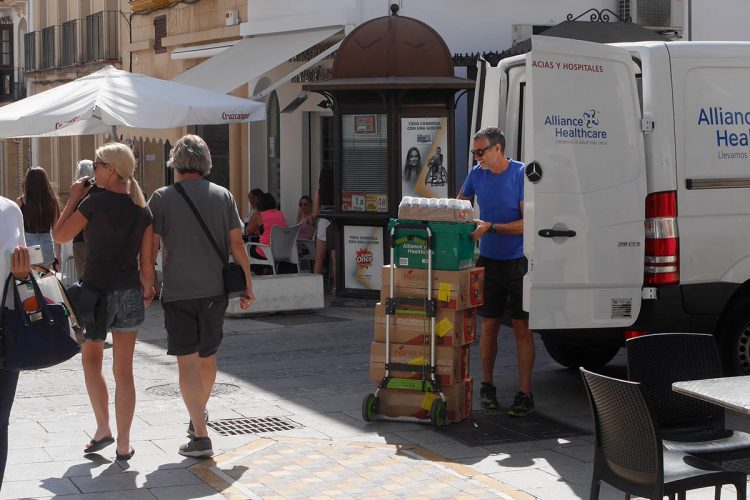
[116,448,135,461]
[84,436,115,454]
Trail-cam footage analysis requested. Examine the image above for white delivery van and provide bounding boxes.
[472,36,750,374]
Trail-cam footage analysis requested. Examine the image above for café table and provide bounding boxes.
[673,375,750,415]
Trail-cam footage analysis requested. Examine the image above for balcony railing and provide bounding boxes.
[130,0,180,14]
[62,19,84,66]
[40,25,58,69]
[24,31,37,70]
[24,12,120,72]
[86,11,119,62]
[0,67,27,101]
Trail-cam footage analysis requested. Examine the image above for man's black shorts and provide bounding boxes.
[162,294,228,357]
[476,256,528,320]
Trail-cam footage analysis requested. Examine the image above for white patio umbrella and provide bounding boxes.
[0,65,265,138]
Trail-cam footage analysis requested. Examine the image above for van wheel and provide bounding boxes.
[718,296,750,375]
[542,338,620,369]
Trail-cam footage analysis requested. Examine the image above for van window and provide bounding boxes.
[517,82,525,162]
[633,57,644,112]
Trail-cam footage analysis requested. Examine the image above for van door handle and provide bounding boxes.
[539,229,576,238]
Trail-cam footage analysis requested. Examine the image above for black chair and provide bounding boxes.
[580,368,747,500]
[627,333,750,462]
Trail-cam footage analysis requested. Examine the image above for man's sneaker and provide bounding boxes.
[507,391,534,417]
[178,437,213,458]
[480,382,498,410]
[187,409,209,438]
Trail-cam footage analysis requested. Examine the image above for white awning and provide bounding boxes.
[171,40,240,60]
[173,26,342,94]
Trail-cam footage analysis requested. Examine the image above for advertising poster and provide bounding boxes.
[401,117,449,198]
[343,225,384,290]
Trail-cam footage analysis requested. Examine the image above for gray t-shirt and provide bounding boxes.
[148,179,242,302]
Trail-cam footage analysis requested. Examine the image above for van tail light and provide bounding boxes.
[624,329,647,340]
[644,191,679,285]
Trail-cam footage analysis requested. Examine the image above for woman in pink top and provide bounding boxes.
[249,193,287,274]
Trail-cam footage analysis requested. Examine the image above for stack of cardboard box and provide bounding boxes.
[369,219,484,423]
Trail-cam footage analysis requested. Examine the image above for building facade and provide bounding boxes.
[4,0,744,218]
[0,0,28,198]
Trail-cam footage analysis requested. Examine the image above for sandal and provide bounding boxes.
[84,436,114,454]
[116,448,136,461]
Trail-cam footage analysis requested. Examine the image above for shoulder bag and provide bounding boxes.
[1,272,80,371]
[174,182,246,298]
[65,205,140,340]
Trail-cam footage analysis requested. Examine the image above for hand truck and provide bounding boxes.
[362,221,448,427]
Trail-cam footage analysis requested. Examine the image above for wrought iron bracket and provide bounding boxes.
[567,8,631,23]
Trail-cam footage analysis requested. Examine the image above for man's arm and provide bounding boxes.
[229,228,255,309]
[140,225,156,306]
[470,201,523,240]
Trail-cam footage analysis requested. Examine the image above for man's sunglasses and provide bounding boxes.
[470,144,495,157]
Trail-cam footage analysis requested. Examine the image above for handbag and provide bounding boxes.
[65,206,140,340]
[174,182,246,298]
[1,272,80,371]
[18,268,84,343]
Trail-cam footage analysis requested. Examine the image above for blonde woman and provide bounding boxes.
[54,142,155,461]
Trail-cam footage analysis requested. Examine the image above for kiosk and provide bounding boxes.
[304,5,474,299]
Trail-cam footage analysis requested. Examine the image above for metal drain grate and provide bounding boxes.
[438,410,590,446]
[207,416,301,436]
[146,383,239,398]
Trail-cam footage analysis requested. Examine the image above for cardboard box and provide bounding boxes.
[397,205,472,223]
[380,265,484,310]
[377,378,473,423]
[374,303,477,347]
[369,341,470,386]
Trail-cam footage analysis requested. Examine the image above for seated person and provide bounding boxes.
[244,188,264,242]
[249,193,287,275]
[296,195,316,255]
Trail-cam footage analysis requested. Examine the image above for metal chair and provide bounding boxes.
[580,368,747,500]
[246,224,302,275]
[627,333,750,463]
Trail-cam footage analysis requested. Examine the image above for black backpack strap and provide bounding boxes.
[173,182,226,265]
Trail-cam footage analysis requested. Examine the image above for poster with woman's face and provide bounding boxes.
[401,117,449,199]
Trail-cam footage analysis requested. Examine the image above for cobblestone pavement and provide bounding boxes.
[2,299,748,499]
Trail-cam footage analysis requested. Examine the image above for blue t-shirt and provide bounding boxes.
[461,159,524,260]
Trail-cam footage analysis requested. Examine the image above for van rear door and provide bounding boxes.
[523,36,647,329]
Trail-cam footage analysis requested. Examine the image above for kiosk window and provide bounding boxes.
[341,114,388,212]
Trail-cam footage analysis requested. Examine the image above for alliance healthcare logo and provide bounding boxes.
[544,109,608,145]
[697,106,750,160]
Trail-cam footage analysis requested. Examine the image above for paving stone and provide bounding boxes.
[6,303,747,499]
[0,477,80,499]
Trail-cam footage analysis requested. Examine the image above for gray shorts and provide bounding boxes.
[106,288,145,333]
[162,294,228,357]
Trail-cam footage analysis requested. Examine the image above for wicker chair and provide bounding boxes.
[627,333,750,463]
[580,368,747,500]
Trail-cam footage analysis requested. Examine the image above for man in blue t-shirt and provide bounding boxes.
[459,127,534,417]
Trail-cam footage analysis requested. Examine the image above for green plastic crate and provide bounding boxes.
[388,219,477,270]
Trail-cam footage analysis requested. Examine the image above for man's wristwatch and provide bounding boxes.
[489,223,496,234]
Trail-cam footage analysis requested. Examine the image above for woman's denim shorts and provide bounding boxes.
[106,288,145,333]
[25,232,55,264]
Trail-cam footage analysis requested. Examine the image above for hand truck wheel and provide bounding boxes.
[430,399,448,427]
[362,393,379,422]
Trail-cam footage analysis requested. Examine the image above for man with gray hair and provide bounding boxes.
[458,127,534,417]
[146,134,255,457]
